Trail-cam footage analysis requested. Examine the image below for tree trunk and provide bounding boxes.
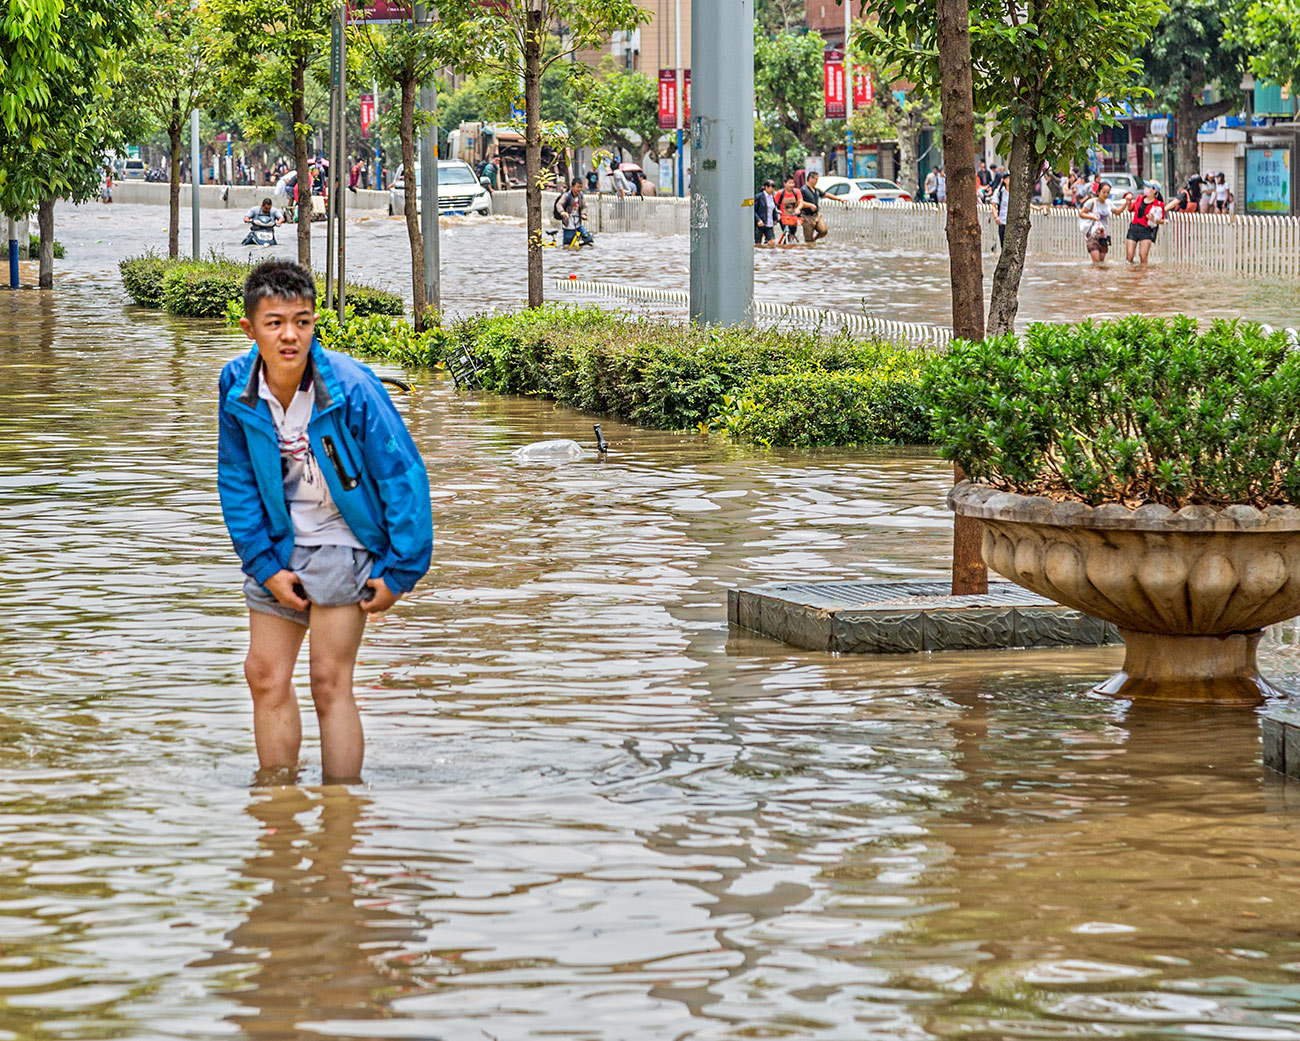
[936,0,986,595]
[168,99,182,258]
[524,6,544,309]
[986,133,1036,337]
[400,76,428,330]
[1173,89,1237,194]
[897,109,922,202]
[292,60,312,268]
[37,197,54,290]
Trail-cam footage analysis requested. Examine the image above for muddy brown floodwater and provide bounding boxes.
[1,204,1300,1040]
[45,199,1300,327]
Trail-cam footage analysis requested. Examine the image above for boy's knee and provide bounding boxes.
[245,654,293,699]
[308,662,352,708]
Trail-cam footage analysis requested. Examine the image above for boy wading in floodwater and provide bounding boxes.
[218,261,432,782]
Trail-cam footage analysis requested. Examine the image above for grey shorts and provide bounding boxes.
[244,544,375,627]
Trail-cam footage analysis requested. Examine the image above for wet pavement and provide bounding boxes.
[1,205,1300,1039]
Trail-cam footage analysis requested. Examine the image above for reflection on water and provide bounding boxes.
[2,212,1300,1038]
[201,787,427,1041]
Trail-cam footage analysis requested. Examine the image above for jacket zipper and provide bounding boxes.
[320,435,360,491]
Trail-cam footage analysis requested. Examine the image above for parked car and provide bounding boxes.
[120,158,148,180]
[1098,172,1142,197]
[388,160,492,216]
[815,175,912,204]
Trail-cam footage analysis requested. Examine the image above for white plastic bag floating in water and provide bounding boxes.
[512,439,586,463]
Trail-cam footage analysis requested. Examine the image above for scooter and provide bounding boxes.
[243,211,278,247]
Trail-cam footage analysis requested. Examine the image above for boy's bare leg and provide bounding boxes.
[308,605,368,782]
[245,612,307,771]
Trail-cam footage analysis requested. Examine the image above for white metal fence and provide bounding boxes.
[552,278,953,348]
[496,190,1300,279]
[494,190,691,236]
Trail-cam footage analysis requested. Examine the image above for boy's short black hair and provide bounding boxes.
[243,260,316,320]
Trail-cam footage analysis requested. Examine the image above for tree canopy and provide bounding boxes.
[0,0,141,217]
[1241,0,1300,93]
[1138,0,1251,186]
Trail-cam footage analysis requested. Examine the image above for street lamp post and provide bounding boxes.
[190,108,201,258]
[844,0,854,177]
[674,0,683,197]
[688,0,754,326]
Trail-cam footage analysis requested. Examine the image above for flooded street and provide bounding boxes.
[2,204,1300,1039]
[48,200,1300,328]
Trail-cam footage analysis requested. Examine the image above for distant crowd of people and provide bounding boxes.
[753,171,828,246]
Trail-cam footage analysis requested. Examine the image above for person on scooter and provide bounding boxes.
[243,198,285,245]
[244,198,285,227]
[555,179,594,247]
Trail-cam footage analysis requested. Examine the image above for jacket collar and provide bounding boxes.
[233,337,340,417]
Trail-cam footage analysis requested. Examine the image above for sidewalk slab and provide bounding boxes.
[728,579,1117,653]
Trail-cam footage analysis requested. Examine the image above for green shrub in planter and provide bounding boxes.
[160,258,248,317]
[716,366,931,446]
[314,310,446,366]
[925,315,1300,508]
[319,281,404,317]
[120,252,177,308]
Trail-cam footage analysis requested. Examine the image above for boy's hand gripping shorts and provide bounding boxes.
[244,544,376,626]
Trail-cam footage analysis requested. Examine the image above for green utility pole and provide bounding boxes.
[688,0,754,326]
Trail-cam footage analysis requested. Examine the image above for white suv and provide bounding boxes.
[388,160,492,216]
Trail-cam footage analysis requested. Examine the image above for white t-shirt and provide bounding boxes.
[258,369,363,549]
[1082,196,1110,233]
[1215,182,1229,201]
[993,184,1010,223]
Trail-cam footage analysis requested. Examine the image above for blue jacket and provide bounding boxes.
[218,340,433,594]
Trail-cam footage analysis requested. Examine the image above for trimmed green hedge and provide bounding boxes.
[445,306,932,444]
[926,315,1300,507]
[119,252,172,308]
[162,258,248,317]
[119,254,403,319]
[716,367,930,447]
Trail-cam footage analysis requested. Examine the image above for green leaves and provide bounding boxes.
[0,0,141,215]
[925,317,1300,508]
[858,0,1162,170]
[1239,0,1300,94]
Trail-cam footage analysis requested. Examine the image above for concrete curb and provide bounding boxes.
[728,579,1118,653]
[110,181,389,212]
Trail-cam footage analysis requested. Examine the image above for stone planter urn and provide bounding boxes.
[949,481,1300,703]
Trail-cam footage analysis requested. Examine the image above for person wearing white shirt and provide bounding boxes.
[992,177,1011,247]
[610,161,632,198]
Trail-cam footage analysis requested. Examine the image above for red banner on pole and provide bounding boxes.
[658,70,676,130]
[853,67,873,106]
[824,48,846,120]
[658,69,691,131]
[360,93,376,137]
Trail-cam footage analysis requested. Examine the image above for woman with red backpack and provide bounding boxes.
[775,176,805,245]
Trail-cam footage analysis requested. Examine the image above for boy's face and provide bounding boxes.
[238,294,316,383]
